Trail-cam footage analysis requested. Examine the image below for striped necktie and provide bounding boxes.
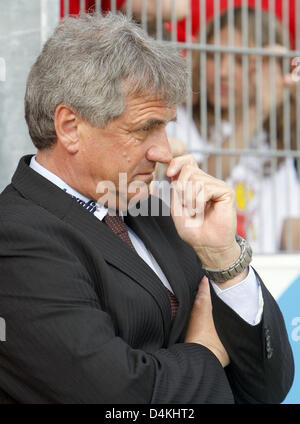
[104,213,179,321]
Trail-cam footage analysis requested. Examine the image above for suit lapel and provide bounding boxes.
[125,208,192,344]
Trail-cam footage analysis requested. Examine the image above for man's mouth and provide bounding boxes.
[135,172,154,182]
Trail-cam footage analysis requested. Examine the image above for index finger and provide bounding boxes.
[166,154,198,179]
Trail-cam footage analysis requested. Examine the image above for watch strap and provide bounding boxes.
[202,235,252,282]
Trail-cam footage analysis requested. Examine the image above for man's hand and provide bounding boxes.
[185,277,230,368]
[167,154,240,273]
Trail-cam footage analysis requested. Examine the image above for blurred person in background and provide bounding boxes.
[168,0,296,48]
[61,0,189,23]
[166,7,300,254]
[60,0,297,48]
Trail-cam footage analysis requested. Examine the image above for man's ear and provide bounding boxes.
[54,104,80,154]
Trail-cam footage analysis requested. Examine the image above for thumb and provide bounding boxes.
[194,276,211,310]
[188,276,213,328]
[185,276,213,342]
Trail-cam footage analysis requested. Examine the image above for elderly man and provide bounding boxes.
[0,13,294,404]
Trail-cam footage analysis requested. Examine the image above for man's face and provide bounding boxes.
[77,94,176,210]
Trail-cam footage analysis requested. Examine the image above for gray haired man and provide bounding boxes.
[0,12,294,404]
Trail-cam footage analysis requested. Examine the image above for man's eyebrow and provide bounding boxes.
[141,119,166,130]
[139,116,177,130]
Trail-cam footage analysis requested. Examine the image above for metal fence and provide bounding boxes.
[31,1,300,253]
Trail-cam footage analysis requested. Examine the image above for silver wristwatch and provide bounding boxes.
[202,235,252,282]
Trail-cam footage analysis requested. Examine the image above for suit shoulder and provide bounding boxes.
[0,184,47,222]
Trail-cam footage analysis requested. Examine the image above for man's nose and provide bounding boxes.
[146,130,173,164]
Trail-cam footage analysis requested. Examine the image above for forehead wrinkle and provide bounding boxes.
[123,95,177,129]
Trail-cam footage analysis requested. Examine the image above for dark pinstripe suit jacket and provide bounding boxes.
[0,155,294,404]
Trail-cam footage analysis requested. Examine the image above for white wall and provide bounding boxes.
[0,0,59,191]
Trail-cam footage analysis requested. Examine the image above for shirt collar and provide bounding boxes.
[29,155,109,221]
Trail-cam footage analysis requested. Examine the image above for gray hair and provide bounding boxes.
[25,12,189,150]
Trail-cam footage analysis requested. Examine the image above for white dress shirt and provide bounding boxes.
[30,155,263,325]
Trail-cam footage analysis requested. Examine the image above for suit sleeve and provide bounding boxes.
[0,220,233,404]
[210,272,295,404]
